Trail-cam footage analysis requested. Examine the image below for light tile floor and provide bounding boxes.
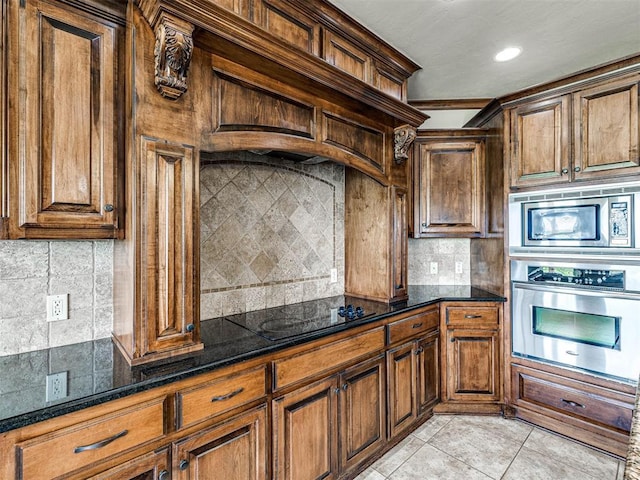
[355,415,626,480]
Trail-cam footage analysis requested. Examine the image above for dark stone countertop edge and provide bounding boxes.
[0,288,505,433]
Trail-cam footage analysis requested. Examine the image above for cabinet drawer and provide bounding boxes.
[445,306,499,327]
[387,308,438,345]
[273,327,385,391]
[176,366,267,429]
[17,397,166,480]
[514,367,634,432]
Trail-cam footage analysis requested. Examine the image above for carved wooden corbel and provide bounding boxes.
[393,125,417,164]
[153,13,194,100]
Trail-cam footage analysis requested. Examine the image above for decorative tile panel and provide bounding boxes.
[200,152,345,317]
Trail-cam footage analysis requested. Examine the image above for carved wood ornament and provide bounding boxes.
[393,125,417,164]
[154,13,194,100]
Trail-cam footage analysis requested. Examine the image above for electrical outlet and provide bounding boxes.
[330,268,338,283]
[455,261,464,274]
[47,294,68,321]
[46,371,68,402]
[430,262,438,274]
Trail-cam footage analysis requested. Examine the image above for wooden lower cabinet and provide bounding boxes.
[272,355,386,480]
[437,303,502,413]
[511,363,635,457]
[387,330,439,438]
[173,405,267,480]
[87,449,170,480]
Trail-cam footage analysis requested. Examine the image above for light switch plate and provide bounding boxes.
[455,261,464,274]
[330,268,338,283]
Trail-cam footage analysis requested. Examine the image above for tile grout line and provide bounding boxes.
[498,425,534,480]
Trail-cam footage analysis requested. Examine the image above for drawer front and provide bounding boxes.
[387,308,438,345]
[273,327,385,391]
[17,397,166,480]
[446,306,499,327]
[515,369,633,432]
[177,366,267,429]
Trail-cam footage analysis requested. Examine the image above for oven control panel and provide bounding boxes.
[527,266,624,290]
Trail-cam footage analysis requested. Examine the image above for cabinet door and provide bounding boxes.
[445,328,500,402]
[391,186,408,301]
[173,405,267,480]
[416,332,439,415]
[272,376,339,480]
[509,96,571,188]
[323,30,371,83]
[573,75,640,181]
[338,355,386,473]
[87,449,170,480]
[416,140,484,236]
[13,0,120,238]
[386,342,417,438]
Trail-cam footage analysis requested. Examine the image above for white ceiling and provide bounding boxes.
[328,0,640,101]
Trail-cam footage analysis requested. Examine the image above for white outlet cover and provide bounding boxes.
[46,371,68,402]
[330,268,338,283]
[47,294,69,321]
[430,262,438,274]
[455,261,464,274]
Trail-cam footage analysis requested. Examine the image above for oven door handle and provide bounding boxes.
[511,281,640,301]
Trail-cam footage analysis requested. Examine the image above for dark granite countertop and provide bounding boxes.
[0,285,504,433]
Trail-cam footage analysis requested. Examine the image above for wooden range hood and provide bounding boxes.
[113,0,428,364]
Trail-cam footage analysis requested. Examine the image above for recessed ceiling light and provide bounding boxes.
[494,47,522,62]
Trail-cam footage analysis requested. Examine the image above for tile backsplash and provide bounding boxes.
[199,152,345,319]
[0,241,113,357]
[408,238,470,285]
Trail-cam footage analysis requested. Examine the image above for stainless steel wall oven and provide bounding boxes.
[511,259,640,384]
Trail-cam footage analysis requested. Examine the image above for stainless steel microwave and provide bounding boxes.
[509,184,640,255]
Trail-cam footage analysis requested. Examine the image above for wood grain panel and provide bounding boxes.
[339,355,386,472]
[374,67,405,101]
[509,96,570,187]
[574,75,640,179]
[323,113,384,172]
[17,397,165,480]
[18,0,118,234]
[386,342,416,438]
[417,332,439,414]
[387,307,439,345]
[258,0,319,54]
[272,377,338,480]
[273,327,385,390]
[213,71,315,138]
[177,366,266,429]
[323,30,370,83]
[140,138,201,358]
[173,405,267,480]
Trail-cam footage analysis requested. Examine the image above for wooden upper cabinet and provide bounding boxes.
[323,30,371,83]
[391,187,408,300]
[573,75,640,180]
[508,71,640,189]
[413,136,485,237]
[8,0,122,238]
[256,0,320,55]
[509,96,570,188]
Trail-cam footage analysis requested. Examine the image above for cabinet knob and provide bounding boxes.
[450,338,456,343]
[574,166,581,172]
[342,383,349,390]
[104,204,115,212]
[561,168,569,175]
[179,459,190,471]
[421,222,428,228]
[158,470,169,480]
[415,347,424,355]
[333,388,341,395]
[186,323,195,332]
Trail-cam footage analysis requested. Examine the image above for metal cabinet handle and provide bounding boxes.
[211,387,244,402]
[464,314,482,319]
[333,388,341,394]
[104,204,115,212]
[179,459,190,471]
[574,166,581,172]
[561,168,569,174]
[342,384,349,390]
[186,323,195,332]
[415,347,424,355]
[158,470,170,480]
[412,322,423,329]
[561,398,586,409]
[74,430,128,453]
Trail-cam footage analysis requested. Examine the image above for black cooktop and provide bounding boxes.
[224,295,385,341]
